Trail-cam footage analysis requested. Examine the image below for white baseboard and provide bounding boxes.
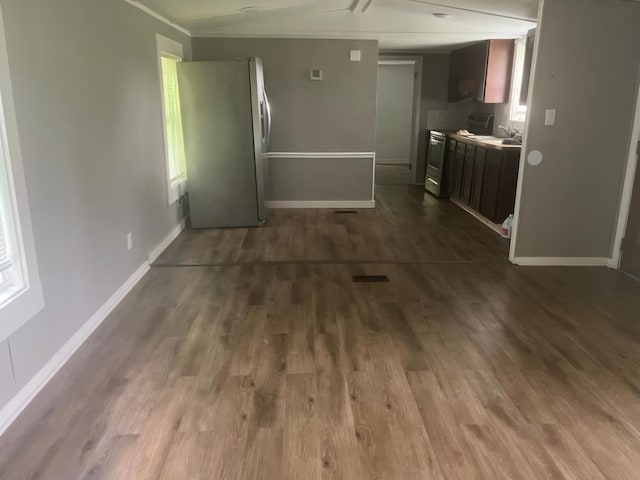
[267,200,376,209]
[512,257,612,267]
[148,219,186,264]
[0,260,150,437]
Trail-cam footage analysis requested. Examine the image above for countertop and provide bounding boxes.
[448,133,522,151]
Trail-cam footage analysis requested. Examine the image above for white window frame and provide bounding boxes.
[0,4,44,342]
[156,34,187,205]
[509,36,528,123]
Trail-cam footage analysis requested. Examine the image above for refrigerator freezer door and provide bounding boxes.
[177,61,260,228]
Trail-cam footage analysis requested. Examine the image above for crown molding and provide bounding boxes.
[123,0,191,37]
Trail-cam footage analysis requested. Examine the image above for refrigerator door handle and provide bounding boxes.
[264,91,272,148]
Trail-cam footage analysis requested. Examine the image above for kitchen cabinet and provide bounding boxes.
[452,141,466,199]
[446,134,520,224]
[470,147,486,211]
[448,39,515,104]
[442,139,457,198]
[461,144,476,204]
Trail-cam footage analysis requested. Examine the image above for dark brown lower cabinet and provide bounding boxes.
[461,145,476,204]
[480,150,502,220]
[470,147,486,210]
[445,135,520,224]
[452,152,464,199]
[442,149,456,198]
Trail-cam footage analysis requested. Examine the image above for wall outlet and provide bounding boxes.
[310,69,323,81]
[544,109,556,126]
[126,232,133,251]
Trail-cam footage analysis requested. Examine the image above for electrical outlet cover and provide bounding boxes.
[310,69,323,81]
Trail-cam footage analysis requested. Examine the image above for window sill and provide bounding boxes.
[167,177,187,205]
[0,280,44,342]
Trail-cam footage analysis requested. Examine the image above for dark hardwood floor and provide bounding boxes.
[155,186,510,265]
[1,186,640,479]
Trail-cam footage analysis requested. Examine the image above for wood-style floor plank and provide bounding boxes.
[0,186,639,479]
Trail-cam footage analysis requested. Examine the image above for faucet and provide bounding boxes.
[499,124,519,137]
[499,124,523,144]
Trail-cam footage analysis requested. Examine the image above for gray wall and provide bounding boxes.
[191,38,378,203]
[192,38,378,153]
[0,0,191,409]
[269,156,373,202]
[514,0,640,258]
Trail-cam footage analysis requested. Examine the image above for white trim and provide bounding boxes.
[512,257,612,267]
[267,200,375,209]
[611,66,640,270]
[122,0,191,36]
[378,60,416,66]
[0,261,150,437]
[508,36,529,123]
[509,0,545,264]
[377,56,422,184]
[156,35,187,206]
[450,198,504,237]
[265,152,375,159]
[148,219,186,264]
[0,4,44,342]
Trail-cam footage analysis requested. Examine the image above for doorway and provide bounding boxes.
[613,73,640,278]
[374,58,421,185]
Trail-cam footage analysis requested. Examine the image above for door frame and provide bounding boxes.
[376,56,423,184]
[611,67,640,269]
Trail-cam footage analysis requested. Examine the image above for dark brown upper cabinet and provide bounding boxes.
[448,39,515,104]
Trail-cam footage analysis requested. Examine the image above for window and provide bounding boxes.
[509,31,535,123]
[156,35,186,205]
[509,36,529,122]
[0,4,44,341]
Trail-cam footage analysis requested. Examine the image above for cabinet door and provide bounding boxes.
[452,142,466,198]
[484,40,515,103]
[470,147,486,210]
[495,151,520,222]
[480,150,502,222]
[461,145,476,204]
[442,150,456,198]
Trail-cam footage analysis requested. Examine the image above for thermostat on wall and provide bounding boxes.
[310,69,323,81]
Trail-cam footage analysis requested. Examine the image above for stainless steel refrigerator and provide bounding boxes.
[177,58,271,228]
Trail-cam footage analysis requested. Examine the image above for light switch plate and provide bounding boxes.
[545,109,556,126]
[310,69,323,81]
[350,50,361,62]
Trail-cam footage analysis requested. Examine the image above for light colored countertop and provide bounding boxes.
[448,133,522,151]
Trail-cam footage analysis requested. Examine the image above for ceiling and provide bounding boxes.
[134,0,539,50]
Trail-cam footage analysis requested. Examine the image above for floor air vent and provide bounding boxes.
[352,275,390,283]
[334,210,357,215]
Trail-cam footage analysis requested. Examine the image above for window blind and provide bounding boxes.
[160,55,186,183]
[0,141,13,273]
[0,203,11,272]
